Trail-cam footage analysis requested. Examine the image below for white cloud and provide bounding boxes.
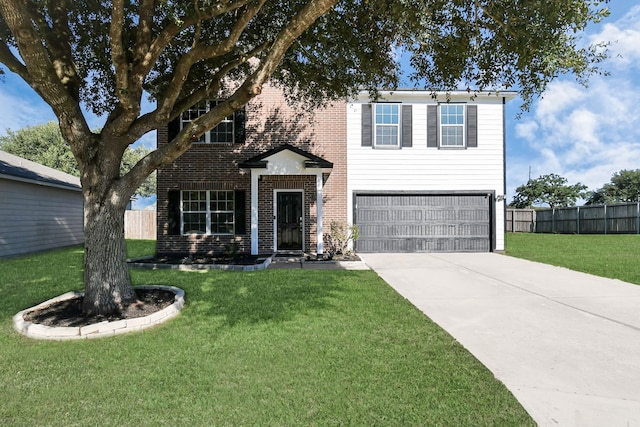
[590,5,640,70]
[534,80,586,119]
[515,120,538,141]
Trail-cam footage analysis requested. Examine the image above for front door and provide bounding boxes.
[276,191,303,251]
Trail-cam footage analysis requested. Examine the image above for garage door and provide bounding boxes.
[354,193,491,253]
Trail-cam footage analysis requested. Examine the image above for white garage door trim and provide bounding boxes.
[353,191,495,253]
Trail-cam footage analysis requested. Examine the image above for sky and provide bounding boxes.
[0,2,637,208]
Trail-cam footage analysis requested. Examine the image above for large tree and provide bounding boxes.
[586,169,640,205]
[511,173,588,209]
[0,0,610,316]
[0,121,155,197]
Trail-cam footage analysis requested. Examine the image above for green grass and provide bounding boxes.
[1,242,534,426]
[506,233,640,285]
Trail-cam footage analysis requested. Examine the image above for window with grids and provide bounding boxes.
[180,100,235,144]
[375,104,399,147]
[440,104,465,147]
[181,190,234,235]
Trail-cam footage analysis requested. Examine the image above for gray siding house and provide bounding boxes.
[0,150,84,258]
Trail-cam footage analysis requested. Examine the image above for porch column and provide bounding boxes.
[250,171,259,255]
[316,171,323,255]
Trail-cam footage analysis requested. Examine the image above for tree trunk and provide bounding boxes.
[81,190,137,316]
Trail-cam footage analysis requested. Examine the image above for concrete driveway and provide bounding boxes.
[360,253,640,427]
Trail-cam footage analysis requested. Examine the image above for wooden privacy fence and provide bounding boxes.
[124,210,157,240]
[535,203,640,234]
[506,209,536,232]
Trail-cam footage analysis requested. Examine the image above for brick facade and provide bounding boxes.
[156,85,347,256]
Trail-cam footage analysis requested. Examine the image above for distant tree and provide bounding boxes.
[586,169,640,205]
[0,122,155,197]
[511,173,588,209]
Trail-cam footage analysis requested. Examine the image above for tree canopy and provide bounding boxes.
[0,0,611,316]
[586,169,640,205]
[511,173,588,209]
[0,122,155,197]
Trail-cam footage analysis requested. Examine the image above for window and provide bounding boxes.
[375,104,400,147]
[181,190,234,235]
[180,100,236,144]
[439,104,465,147]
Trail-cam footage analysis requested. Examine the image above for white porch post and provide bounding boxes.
[316,171,323,255]
[250,171,259,255]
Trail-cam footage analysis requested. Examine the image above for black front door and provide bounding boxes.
[276,192,303,251]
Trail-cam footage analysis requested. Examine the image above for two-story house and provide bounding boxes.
[156,86,515,257]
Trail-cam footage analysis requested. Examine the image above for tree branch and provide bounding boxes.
[0,41,29,80]
[154,0,266,121]
[110,0,131,110]
[130,41,267,141]
[46,0,80,101]
[133,0,155,67]
[138,0,251,78]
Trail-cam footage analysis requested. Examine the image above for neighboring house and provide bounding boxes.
[0,150,84,258]
[156,86,515,256]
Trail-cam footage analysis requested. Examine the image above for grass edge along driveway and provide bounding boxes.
[0,241,534,426]
[506,233,640,285]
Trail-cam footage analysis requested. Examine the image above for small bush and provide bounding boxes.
[327,220,360,255]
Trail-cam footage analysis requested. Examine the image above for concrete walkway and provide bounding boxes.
[360,253,640,427]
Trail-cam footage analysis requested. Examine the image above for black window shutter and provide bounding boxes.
[361,104,373,147]
[401,105,412,147]
[234,190,247,235]
[427,105,438,147]
[466,105,478,148]
[168,118,180,142]
[168,190,181,235]
[234,107,246,144]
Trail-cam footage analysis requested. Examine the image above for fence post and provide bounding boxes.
[603,205,607,235]
[576,206,580,234]
[637,202,639,234]
[552,208,555,233]
[531,210,536,233]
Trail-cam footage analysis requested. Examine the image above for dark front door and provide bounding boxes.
[276,192,303,251]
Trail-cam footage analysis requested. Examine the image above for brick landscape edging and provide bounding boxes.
[127,255,273,271]
[13,285,185,340]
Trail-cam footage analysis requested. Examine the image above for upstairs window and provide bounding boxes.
[180,100,239,144]
[375,104,400,147]
[427,104,477,149]
[440,104,465,147]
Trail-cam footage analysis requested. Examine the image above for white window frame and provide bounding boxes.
[374,103,400,148]
[180,100,235,144]
[439,104,466,148]
[181,190,235,235]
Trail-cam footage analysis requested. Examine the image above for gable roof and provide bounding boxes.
[238,144,333,169]
[0,150,81,191]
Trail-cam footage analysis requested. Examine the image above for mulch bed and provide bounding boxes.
[134,254,264,266]
[306,253,361,262]
[22,288,176,328]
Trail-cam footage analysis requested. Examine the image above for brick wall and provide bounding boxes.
[157,85,347,255]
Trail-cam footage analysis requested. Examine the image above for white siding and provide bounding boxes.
[0,179,84,258]
[347,95,507,251]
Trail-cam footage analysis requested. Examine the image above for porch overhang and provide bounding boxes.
[239,144,333,255]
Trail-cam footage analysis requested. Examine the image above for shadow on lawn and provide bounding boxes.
[184,269,358,327]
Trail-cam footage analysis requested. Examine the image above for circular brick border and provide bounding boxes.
[13,285,185,340]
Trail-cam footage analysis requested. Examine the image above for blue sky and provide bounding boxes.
[0,2,637,207]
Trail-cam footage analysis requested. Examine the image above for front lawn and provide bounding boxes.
[1,242,533,426]
[506,233,640,285]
